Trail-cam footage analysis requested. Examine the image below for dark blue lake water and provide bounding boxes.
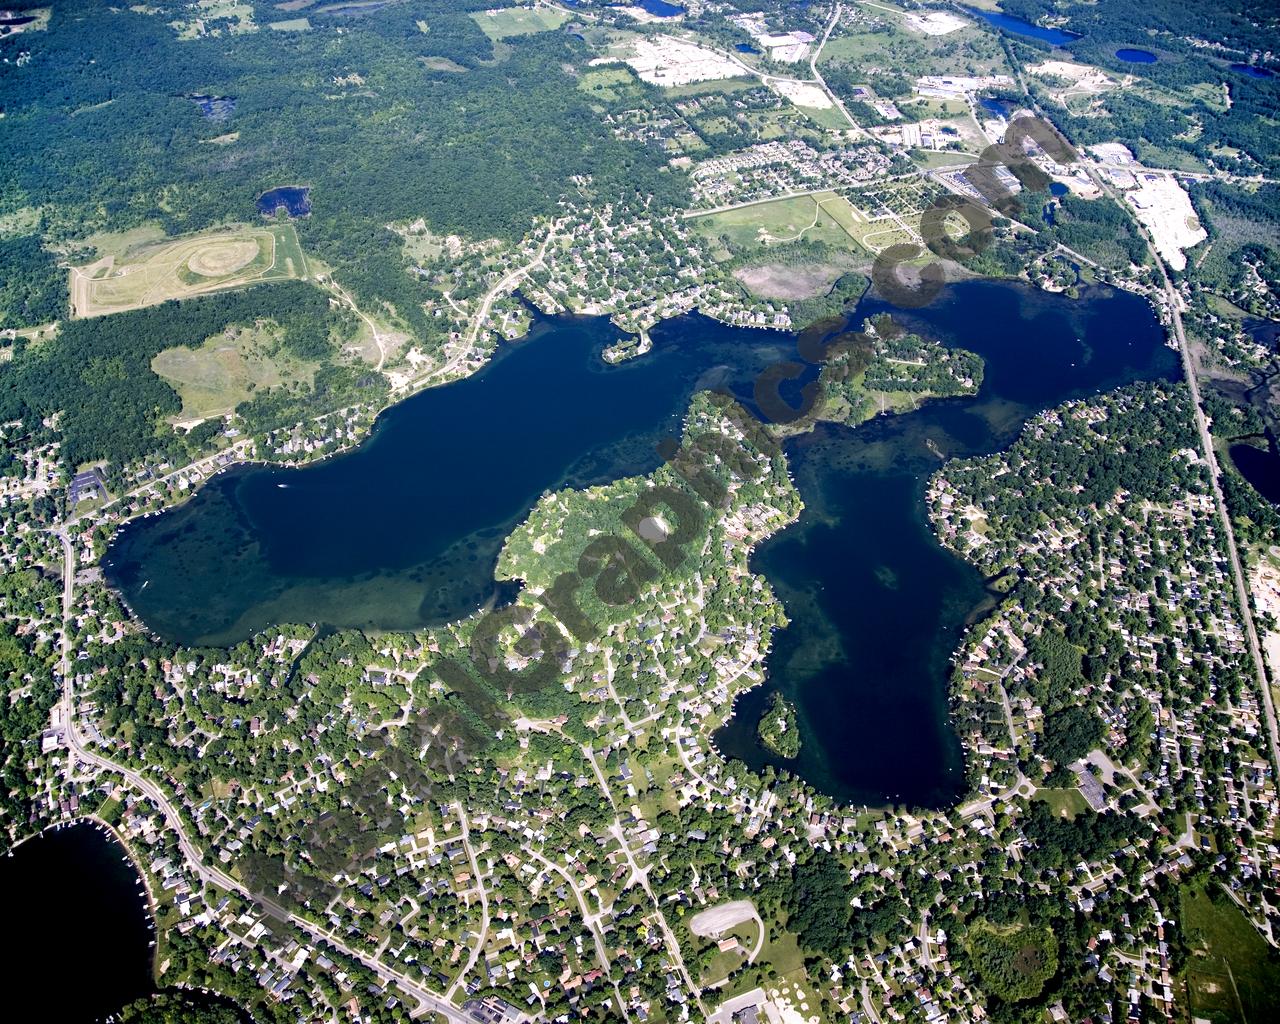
[962,5,1081,46]
[638,0,685,17]
[1231,63,1274,79]
[106,281,1177,807]
[190,94,236,121]
[256,186,311,218]
[1116,48,1158,64]
[1231,443,1280,504]
[714,282,1178,806]
[3,822,155,1020]
[979,96,1015,118]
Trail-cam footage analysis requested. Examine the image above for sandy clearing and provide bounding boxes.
[735,262,845,299]
[771,79,833,110]
[690,899,759,937]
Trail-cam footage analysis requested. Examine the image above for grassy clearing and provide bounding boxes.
[421,55,468,73]
[578,67,643,102]
[821,10,1009,78]
[663,77,758,99]
[1036,787,1089,819]
[269,18,311,31]
[470,6,568,41]
[912,149,979,168]
[171,0,257,39]
[152,320,318,421]
[735,261,849,299]
[692,192,868,253]
[71,223,308,318]
[792,103,851,130]
[0,206,41,239]
[1181,882,1280,1023]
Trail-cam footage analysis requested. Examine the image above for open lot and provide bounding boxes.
[578,67,644,103]
[470,6,568,41]
[690,899,761,938]
[1181,882,1280,1023]
[693,193,862,251]
[70,224,308,318]
[152,321,318,421]
[735,261,849,299]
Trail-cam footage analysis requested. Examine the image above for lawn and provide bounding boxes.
[912,149,979,169]
[71,224,308,318]
[470,6,568,41]
[152,319,319,421]
[1181,882,1280,1023]
[692,193,868,253]
[1037,787,1089,819]
[578,67,643,102]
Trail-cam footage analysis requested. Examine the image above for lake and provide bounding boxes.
[1231,443,1280,504]
[979,96,1016,119]
[3,821,155,1020]
[1116,48,1158,64]
[256,185,311,218]
[713,282,1178,807]
[106,281,1178,807]
[105,311,815,646]
[1231,63,1274,79]
[961,5,1081,46]
[638,0,685,17]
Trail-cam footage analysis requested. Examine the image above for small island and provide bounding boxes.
[757,692,801,759]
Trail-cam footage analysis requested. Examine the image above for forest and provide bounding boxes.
[0,0,684,332]
[0,281,352,467]
[0,234,64,329]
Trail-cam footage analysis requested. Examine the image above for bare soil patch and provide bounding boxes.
[187,240,259,277]
[735,262,846,300]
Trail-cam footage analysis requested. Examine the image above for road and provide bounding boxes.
[447,805,490,1001]
[399,228,557,395]
[582,744,707,1016]
[807,4,869,140]
[1077,157,1280,777]
[320,272,391,371]
[1154,252,1280,775]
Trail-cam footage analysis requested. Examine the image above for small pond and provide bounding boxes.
[189,94,236,121]
[638,0,685,17]
[1231,443,1280,505]
[1231,63,1274,79]
[1116,48,1158,64]
[256,185,311,218]
[962,6,1081,46]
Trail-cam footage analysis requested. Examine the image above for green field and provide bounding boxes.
[71,223,308,318]
[470,6,568,41]
[912,149,979,169]
[1181,883,1280,1023]
[578,67,644,103]
[690,191,924,257]
[1036,787,1089,819]
[693,194,858,251]
[152,320,319,421]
